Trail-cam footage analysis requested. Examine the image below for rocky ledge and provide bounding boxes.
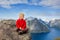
[0,19,31,40]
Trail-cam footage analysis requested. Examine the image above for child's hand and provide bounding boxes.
[20,27,24,30]
[20,27,21,29]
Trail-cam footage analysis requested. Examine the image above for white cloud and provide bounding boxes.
[28,0,40,5]
[0,0,60,9]
[39,0,60,9]
[26,0,60,9]
[0,0,28,8]
[29,0,60,9]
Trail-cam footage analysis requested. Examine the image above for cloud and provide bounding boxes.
[0,0,28,8]
[39,0,60,9]
[0,0,60,9]
[28,0,40,5]
[29,0,60,9]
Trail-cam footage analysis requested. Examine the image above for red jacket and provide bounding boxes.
[16,19,26,30]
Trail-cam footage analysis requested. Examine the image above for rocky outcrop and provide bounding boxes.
[0,19,31,40]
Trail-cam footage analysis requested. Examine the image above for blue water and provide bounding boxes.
[31,28,60,40]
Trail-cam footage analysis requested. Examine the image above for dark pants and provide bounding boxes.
[16,28,28,35]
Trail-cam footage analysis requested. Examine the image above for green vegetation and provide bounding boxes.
[55,38,60,40]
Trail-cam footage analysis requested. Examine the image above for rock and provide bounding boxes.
[55,37,60,40]
[0,19,31,40]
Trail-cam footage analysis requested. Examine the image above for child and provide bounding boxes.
[16,13,28,35]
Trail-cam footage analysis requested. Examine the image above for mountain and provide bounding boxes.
[26,17,50,33]
[0,19,31,40]
[49,19,60,28]
[38,19,50,27]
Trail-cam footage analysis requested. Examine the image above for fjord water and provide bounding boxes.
[31,28,60,40]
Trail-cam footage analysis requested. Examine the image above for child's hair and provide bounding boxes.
[19,12,24,16]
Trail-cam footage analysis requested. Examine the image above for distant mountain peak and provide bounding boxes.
[26,17,36,21]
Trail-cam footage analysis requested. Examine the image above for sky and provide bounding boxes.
[0,0,60,21]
